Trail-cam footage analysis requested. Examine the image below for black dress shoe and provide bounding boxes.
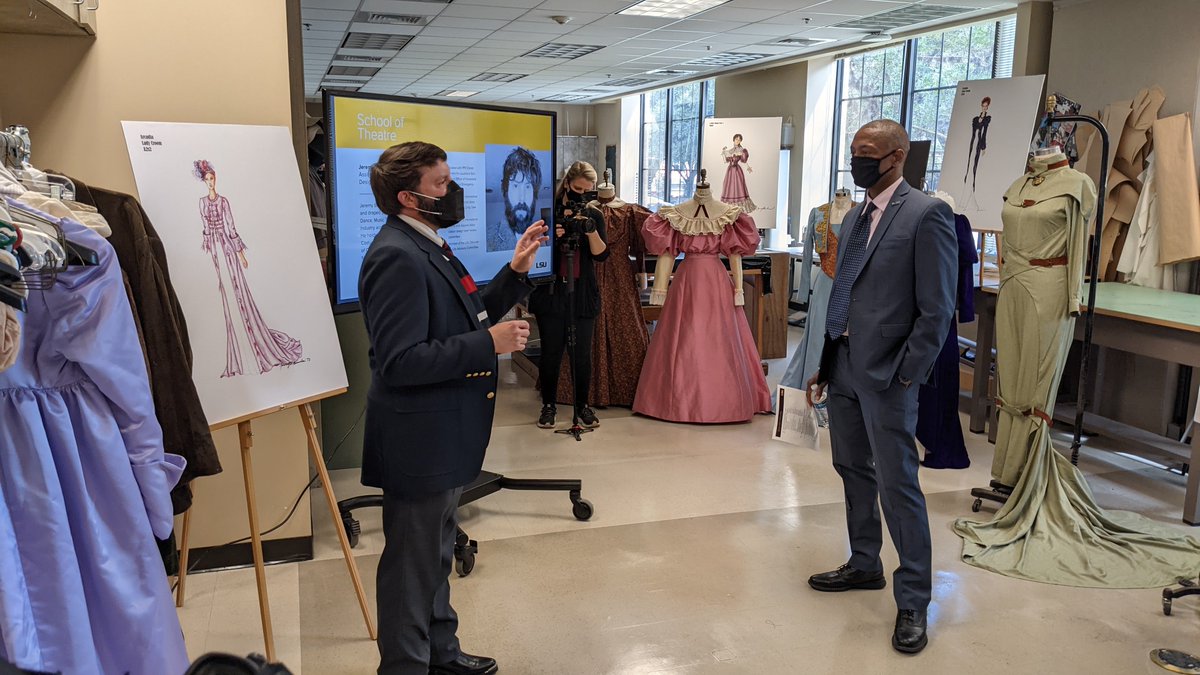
[807,564,886,592]
[892,609,928,654]
[429,652,498,675]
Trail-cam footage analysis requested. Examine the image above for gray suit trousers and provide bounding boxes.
[377,487,464,674]
[827,339,932,611]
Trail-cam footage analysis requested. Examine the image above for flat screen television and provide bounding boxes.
[324,91,557,311]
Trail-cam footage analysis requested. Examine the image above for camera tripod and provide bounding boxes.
[554,232,592,442]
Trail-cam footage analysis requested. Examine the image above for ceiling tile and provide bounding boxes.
[590,14,677,30]
[301,0,358,9]
[810,0,909,17]
[359,0,456,14]
[346,21,422,36]
[429,16,510,30]
[692,5,788,22]
[300,8,355,22]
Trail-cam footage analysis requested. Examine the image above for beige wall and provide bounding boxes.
[715,62,809,240]
[0,0,313,548]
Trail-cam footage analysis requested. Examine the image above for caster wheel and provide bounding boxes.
[971,499,982,513]
[342,516,361,549]
[1163,597,1173,616]
[572,499,594,521]
[455,552,475,577]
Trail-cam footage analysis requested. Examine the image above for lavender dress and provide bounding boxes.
[0,215,188,674]
[200,194,302,377]
[721,146,756,213]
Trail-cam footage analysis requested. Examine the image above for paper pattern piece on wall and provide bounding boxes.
[939,76,1045,232]
[557,136,598,180]
[122,121,348,427]
[701,117,782,227]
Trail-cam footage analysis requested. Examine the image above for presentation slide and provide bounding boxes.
[326,93,556,308]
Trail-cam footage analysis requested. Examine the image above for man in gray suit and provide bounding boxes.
[806,120,956,654]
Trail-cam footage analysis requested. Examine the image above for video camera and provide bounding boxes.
[553,189,599,242]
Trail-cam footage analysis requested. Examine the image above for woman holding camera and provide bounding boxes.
[529,161,609,429]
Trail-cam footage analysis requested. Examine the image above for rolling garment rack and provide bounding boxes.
[970,97,1111,512]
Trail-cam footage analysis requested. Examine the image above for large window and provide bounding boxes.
[832,16,1016,194]
[639,79,716,207]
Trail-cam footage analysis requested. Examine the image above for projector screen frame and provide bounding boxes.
[323,89,558,314]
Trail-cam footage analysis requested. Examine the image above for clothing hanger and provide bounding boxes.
[0,283,27,311]
[5,200,98,266]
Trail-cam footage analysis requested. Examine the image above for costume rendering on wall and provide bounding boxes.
[954,151,1200,587]
[122,122,348,427]
[633,186,771,424]
[779,190,856,390]
[939,76,1044,229]
[701,117,782,226]
[193,159,304,378]
[555,179,652,408]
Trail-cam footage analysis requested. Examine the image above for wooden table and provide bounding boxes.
[969,282,1200,524]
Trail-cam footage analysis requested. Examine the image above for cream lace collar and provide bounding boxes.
[658,197,741,236]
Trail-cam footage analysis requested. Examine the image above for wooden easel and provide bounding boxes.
[174,390,376,660]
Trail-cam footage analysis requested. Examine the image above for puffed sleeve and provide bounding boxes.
[52,224,185,540]
[720,213,761,256]
[641,213,681,257]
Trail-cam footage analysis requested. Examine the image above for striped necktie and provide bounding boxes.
[825,202,875,339]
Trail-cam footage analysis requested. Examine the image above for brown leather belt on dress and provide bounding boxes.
[1029,255,1068,267]
[995,397,1053,427]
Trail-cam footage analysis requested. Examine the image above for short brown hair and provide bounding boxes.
[369,141,447,216]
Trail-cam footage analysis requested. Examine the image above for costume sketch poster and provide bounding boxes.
[700,117,782,228]
[940,75,1045,232]
[122,121,348,426]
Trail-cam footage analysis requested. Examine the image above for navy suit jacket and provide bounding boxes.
[817,180,957,391]
[359,216,534,495]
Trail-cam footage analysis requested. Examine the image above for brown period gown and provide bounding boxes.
[556,200,652,407]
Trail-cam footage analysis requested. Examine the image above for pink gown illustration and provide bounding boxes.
[721,134,756,213]
[194,160,303,377]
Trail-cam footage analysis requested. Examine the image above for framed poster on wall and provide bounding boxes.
[701,116,783,228]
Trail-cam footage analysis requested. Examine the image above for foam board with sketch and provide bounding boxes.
[122,121,348,427]
[939,75,1045,231]
[701,117,782,227]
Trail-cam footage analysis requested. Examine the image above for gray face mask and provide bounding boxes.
[408,180,465,227]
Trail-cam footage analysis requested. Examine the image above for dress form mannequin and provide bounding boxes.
[593,169,626,208]
[829,188,853,226]
[649,171,744,306]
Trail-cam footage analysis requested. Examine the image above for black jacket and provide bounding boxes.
[528,204,609,318]
[359,217,534,495]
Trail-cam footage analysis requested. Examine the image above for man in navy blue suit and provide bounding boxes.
[360,141,548,675]
[807,120,956,655]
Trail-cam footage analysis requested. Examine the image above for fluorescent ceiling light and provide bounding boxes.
[435,90,478,97]
[860,32,892,43]
[618,0,729,20]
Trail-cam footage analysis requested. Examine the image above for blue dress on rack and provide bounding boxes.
[0,211,188,674]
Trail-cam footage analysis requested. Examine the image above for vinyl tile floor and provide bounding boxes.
[176,329,1200,674]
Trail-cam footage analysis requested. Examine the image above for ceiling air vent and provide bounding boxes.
[322,83,362,92]
[356,11,433,26]
[772,37,834,47]
[523,43,604,59]
[538,93,589,102]
[470,72,527,83]
[342,33,413,51]
[599,77,655,88]
[835,4,975,32]
[684,52,770,68]
[646,69,697,77]
[336,55,388,63]
[328,65,381,77]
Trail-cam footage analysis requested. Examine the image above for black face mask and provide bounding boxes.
[850,150,896,189]
[408,180,465,228]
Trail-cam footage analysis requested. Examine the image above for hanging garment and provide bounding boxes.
[780,200,856,390]
[0,306,17,372]
[633,202,771,423]
[721,145,756,213]
[954,152,1200,587]
[0,219,188,674]
[72,179,221,513]
[916,213,977,469]
[556,200,652,407]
